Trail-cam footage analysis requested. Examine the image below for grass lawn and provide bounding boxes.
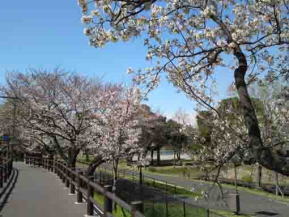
[219,182,289,204]
[119,163,289,205]
[212,210,255,217]
[142,177,202,198]
[145,165,203,178]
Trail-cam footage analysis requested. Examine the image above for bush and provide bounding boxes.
[241,175,253,183]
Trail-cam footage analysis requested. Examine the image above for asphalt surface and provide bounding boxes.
[140,171,289,217]
[79,161,289,216]
[1,162,86,217]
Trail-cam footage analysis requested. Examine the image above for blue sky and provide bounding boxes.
[0,0,233,118]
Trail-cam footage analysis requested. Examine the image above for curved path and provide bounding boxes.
[141,172,289,217]
[1,162,86,217]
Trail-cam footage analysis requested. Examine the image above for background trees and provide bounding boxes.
[194,77,289,181]
[1,70,144,176]
[78,0,289,175]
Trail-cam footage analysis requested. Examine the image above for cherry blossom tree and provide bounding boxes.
[88,87,142,189]
[78,0,289,175]
[196,84,289,182]
[3,70,108,167]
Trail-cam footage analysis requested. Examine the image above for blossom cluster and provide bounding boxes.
[78,0,288,110]
[3,71,144,164]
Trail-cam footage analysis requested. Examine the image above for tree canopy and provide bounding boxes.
[78,0,289,175]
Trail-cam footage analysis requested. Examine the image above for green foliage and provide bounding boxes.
[144,202,209,217]
[93,191,105,208]
[113,203,131,217]
[143,177,201,198]
[241,175,253,183]
[146,166,202,178]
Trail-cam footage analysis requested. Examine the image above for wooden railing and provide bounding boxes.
[0,158,13,189]
[24,155,144,217]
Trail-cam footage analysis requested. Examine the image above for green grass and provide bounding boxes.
[144,202,208,217]
[113,203,131,217]
[143,178,202,198]
[145,166,202,178]
[94,192,131,217]
[199,180,289,204]
[93,191,105,208]
[212,210,254,217]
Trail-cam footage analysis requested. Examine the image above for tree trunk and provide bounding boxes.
[85,149,89,162]
[85,155,105,176]
[257,164,262,188]
[150,149,154,165]
[156,147,160,166]
[173,150,176,166]
[233,47,289,176]
[68,156,77,168]
[112,159,119,193]
[177,151,181,161]
[234,164,238,193]
[67,147,80,168]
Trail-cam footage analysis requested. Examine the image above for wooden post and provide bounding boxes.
[65,166,70,188]
[62,164,66,183]
[183,202,186,217]
[87,176,94,216]
[0,163,3,188]
[139,166,143,185]
[131,201,143,217]
[4,162,8,182]
[77,170,83,203]
[104,185,113,215]
[70,169,75,194]
[206,209,210,217]
[53,159,56,174]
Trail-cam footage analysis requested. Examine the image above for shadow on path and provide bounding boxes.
[0,168,19,212]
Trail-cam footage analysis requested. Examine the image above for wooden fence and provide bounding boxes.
[0,158,13,189]
[24,155,145,217]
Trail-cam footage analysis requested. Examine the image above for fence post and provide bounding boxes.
[62,164,66,184]
[131,201,143,217]
[8,160,11,178]
[77,170,83,203]
[183,202,186,217]
[53,159,56,174]
[0,161,3,188]
[87,176,94,216]
[99,170,102,184]
[4,162,8,182]
[65,167,70,188]
[165,182,168,217]
[104,185,113,215]
[70,169,75,194]
[207,209,210,217]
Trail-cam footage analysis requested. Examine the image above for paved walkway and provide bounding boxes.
[1,162,86,217]
[141,172,289,217]
[87,163,289,217]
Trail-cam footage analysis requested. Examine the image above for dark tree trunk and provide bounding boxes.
[150,149,154,165]
[85,150,89,162]
[233,46,289,176]
[156,147,160,166]
[85,155,105,176]
[67,147,80,168]
[177,151,181,161]
[257,164,262,188]
[173,150,176,166]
